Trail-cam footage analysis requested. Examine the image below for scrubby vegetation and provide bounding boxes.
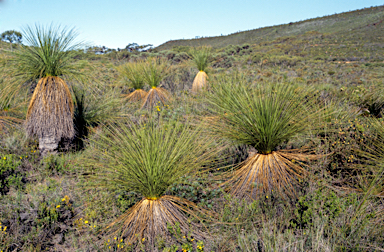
[0,6,384,252]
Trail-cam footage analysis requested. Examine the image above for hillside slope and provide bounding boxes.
[156,5,384,50]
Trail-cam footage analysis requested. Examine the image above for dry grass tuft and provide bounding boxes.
[142,87,170,109]
[26,76,74,139]
[226,150,318,198]
[123,89,148,103]
[107,195,212,245]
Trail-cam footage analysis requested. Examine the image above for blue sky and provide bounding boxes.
[0,0,382,49]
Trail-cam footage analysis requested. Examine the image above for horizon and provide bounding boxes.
[0,0,383,49]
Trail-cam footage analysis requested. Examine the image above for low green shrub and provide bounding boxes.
[0,178,76,251]
[0,154,23,194]
[40,153,76,175]
[290,186,356,229]
[167,176,223,209]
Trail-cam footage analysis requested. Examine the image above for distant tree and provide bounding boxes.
[125,43,153,52]
[86,46,106,55]
[1,30,22,51]
[137,44,153,51]
[86,45,116,55]
[125,43,139,52]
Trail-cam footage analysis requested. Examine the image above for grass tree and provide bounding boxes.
[191,46,210,93]
[142,57,170,109]
[9,24,84,155]
[206,75,327,198]
[116,60,147,102]
[85,118,218,245]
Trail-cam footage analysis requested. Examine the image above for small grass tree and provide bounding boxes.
[85,118,218,245]
[116,60,147,102]
[141,57,170,109]
[191,46,210,93]
[206,75,328,198]
[9,24,84,155]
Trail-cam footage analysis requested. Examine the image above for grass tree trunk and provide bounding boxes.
[39,133,58,155]
[26,76,74,157]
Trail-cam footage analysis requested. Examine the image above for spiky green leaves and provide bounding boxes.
[206,75,326,154]
[117,60,146,90]
[86,119,217,199]
[10,24,83,82]
[191,46,211,72]
[142,57,169,88]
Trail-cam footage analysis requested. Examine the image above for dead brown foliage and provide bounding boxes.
[106,195,214,245]
[141,87,170,109]
[26,76,74,140]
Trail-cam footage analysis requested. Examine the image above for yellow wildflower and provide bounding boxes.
[56,205,60,208]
